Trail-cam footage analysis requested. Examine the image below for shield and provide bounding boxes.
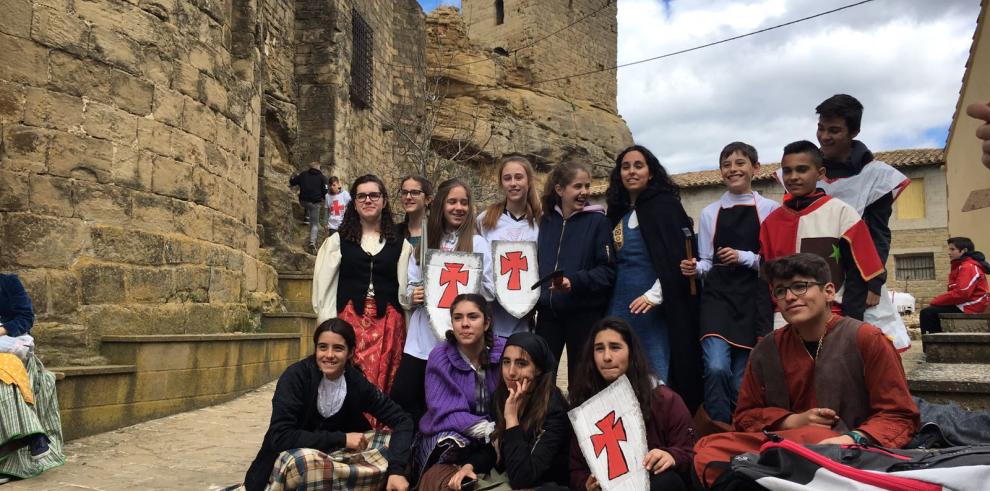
[568,375,649,491]
[492,240,540,319]
[424,249,484,340]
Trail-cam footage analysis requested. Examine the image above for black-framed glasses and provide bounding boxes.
[772,281,824,299]
[399,189,424,197]
[355,192,383,202]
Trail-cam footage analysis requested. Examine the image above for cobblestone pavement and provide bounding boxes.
[2,343,921,490]
[4,382,275,491]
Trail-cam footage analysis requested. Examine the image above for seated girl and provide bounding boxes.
[243,319,413,491]
[568,317,697,491]
[415,294,505,490]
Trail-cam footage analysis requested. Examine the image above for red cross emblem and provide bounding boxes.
[330,199,345,216]
[438,262,469,308]
[499,251,528,291]
[591,410,629,481]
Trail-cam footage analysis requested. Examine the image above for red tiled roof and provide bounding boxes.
[590,148,944,195]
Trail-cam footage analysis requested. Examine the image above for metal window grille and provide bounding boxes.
[350,10,373,109]
[495,0,505,25]
[894,253,935,281]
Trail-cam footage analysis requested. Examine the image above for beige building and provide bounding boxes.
[666,149,949,305]
[946,0,990,248]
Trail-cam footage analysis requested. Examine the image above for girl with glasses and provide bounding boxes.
[396,176,433,249]
[312,175,414,399]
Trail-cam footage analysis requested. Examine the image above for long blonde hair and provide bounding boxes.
[481,156,543,232]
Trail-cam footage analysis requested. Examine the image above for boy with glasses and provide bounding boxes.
[325,176,351,237]
[759,141,885,326]
[693,253,919,489]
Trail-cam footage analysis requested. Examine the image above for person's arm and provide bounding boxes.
[695,205,716,277]
[501,392,571,488]
[854,326,920,448]
[357,374,414,476]
[731,361,791,432]
[0,275,34,337]
[397,240,414,311]
[267,369,345,453]
[569,431,593,491]
[931,262,983,306]
[289,173,300,187]
[652,388,697,474]
[568,217,616,296]
[476,236,496,302]
[863,193,893,265]
[464,443,498,475]
[311,234,342,322]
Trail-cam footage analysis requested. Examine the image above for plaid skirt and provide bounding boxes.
[267,431,391,491]
[0,355,65,479]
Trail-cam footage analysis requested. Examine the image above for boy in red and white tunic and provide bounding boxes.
[920,236,990,334]
[761,141,885,324]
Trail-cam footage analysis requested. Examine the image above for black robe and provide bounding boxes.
[609,188,703,413]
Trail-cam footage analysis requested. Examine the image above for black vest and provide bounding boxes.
[336,238,402,318]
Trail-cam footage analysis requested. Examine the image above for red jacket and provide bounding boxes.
[931,254,989,314]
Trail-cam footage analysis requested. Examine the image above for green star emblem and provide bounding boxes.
[829,244,841,263]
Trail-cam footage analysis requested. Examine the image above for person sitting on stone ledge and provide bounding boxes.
[692,254,919,489]
[920,236,989,335]
[0,273,65,483]
[243,318,413,491]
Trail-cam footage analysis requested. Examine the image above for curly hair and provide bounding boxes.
[605,145,680,224]
[567,317,656,424]
[337,174,398,244]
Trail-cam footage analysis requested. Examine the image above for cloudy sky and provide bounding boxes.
[418,0,981,172]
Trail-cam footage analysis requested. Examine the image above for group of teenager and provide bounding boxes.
[241,94,989,491]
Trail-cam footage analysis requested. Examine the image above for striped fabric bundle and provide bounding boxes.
[266,431,391,491]
[0,355,65,479]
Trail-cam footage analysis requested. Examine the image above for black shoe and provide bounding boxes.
[29,435,50,461]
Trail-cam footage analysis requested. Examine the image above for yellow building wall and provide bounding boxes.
[947,0,990,248]
[897,178,926,220]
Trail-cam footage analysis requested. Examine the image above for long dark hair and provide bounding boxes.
[605,145,680,224]
[568,317,656,423]
[398,175,434,233]
[540,161,591,215]
[337,175,398,244]
[425,178,477,252]
[491,341,556,444]
[312,318,357,364]
[444,293,495,364]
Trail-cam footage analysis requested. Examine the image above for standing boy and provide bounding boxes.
[760,141,885,322]
[325,176,351,236]
[680,142,779,427]
[920,237,990,334]
[289,161,329,251]
[693,254,919,488]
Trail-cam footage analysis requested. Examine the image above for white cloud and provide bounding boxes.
[616,0,980,172]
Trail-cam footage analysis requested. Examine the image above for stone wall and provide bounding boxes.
[460,0,618,112]
[0,0,281,365]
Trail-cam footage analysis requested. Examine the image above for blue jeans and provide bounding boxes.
[302,201,322,246]
[702,336,749,424]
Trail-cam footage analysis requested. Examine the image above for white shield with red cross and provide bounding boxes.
[492,240,540,319]
[424,249,485,339]
[569,375,649,491]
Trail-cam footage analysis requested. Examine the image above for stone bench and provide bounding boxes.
[938,313,990,333]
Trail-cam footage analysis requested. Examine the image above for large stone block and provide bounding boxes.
[209,267,242,303]
[112,145,154,191]
[83,101,139,143]
[171,61,201,99]
[110,69,155,116]
[49,50,112,104]
[28,173,74,217]
[0,80,26,124]
[163,236,206,265]
[2,125,49,173]
[180,98,217,141]
[90,225,164,265]
[129,191,177,233]
[140,45,176,88]
[172,202,214,242]
[22,87,84,131]
[47,270,81,314]
[170,129,206,165]
[0,170,30,211]
[47,130,115,183]
[90,25,144,75]
[151,155,193,199]
[75,0,163,48]
[0,0,31,38]
[0,213,89,268]
[126,266,175,302]
[31,3,90,56]
[0,32,49,85]
[77,261,127,304]
[136,117,174,157]
[200,74,228,114]
[152,87,186,128]
[171,265,211,302]
[72,181,132,224]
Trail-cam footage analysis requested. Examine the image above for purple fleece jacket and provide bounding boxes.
[419,336,506,436]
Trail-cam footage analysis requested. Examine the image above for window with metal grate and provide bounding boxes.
[894,253,936,281]
[350,9,373,109]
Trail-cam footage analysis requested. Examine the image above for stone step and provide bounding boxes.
[261,312,318,360]
[922,333,990,364]
[939,313,990,333]
[100,333,301,371]
[277,272,313,313]
[909,363,990,411]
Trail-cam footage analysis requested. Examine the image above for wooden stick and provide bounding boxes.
[682,227,698,296]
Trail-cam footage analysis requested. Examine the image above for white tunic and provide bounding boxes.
[695,191,780,277]
[477,210,539,338]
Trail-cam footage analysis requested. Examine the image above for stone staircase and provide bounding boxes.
[48,269,317,441]
[909,313,990,410]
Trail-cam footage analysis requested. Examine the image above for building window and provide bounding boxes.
[894,253,935,281]
[495,0,505,25]
[897,178,926,220]
[350,9,373,109]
